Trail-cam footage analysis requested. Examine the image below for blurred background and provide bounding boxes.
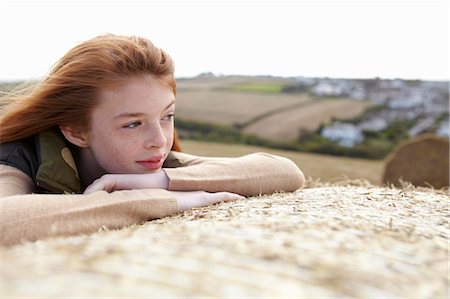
[1,0,448,187]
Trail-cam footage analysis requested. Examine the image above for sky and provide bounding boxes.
[0,0,448,81]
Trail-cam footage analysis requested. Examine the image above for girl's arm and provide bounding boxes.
[86,152,305,196]
[165,152,305,195]
[0,165,243,246]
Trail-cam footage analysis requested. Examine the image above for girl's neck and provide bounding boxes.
[73,147,106,190]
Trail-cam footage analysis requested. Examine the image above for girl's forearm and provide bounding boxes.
[84,171,169,194]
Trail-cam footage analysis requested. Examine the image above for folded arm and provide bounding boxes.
[85,152,305,196]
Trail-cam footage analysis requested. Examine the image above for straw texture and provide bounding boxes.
[2,181,449,298]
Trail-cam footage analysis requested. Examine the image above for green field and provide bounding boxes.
[181,139,384,185]
[230,82,286,93]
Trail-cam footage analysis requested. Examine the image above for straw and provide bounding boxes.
[2,182,448,298]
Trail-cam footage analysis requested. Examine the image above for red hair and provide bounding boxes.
[0,34,181,151]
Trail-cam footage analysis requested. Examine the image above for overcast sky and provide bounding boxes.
[0,0,448,81]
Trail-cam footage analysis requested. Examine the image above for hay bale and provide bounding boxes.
[1,183,448,298]
[383,134,449,188]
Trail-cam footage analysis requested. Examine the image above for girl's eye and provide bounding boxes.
[123,121,142,129]
[162,113,175,121]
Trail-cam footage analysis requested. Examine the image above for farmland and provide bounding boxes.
[176,76,372,141]
[243,98,371,141]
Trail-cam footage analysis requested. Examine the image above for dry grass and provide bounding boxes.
[2,182,448,298]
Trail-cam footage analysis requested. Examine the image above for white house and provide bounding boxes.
[312,82,344,97]
[321,122,364,147]
[359,118,388,132]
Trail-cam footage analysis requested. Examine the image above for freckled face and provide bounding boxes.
[86,75,175,174]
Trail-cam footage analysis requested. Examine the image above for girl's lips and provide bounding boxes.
[137,156,164,170]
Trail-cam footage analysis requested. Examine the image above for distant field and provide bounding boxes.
[244,99,372,141]
[181,139,384,185]
[176,90,312,126]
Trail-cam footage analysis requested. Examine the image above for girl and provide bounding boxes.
[0,34,304,246]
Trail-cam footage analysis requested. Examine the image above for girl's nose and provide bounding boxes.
[144,124,167,149]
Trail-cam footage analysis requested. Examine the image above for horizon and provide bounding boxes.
[1,73,449,84]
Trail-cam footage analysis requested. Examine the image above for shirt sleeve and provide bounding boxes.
[0,188,178,246]
[163,152,305,196]
[0,165,34,197]
[0,139,39,181]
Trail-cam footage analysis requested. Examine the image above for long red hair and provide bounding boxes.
[0,34,181,151]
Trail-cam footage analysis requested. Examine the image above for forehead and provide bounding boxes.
[96,75,175,114]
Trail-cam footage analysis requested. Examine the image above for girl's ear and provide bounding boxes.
[59,125,90,148]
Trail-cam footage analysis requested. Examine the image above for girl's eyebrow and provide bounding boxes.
[113,112,145,119]
[164,100,176,111]
[113,101,176,119]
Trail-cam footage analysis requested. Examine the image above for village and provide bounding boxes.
[295,77,449,147]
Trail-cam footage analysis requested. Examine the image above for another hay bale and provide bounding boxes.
[383,134,449,188]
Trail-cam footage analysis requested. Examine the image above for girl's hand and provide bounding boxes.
[83,173,245,211]
[83,171,169,194]
[172,191,245,211]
